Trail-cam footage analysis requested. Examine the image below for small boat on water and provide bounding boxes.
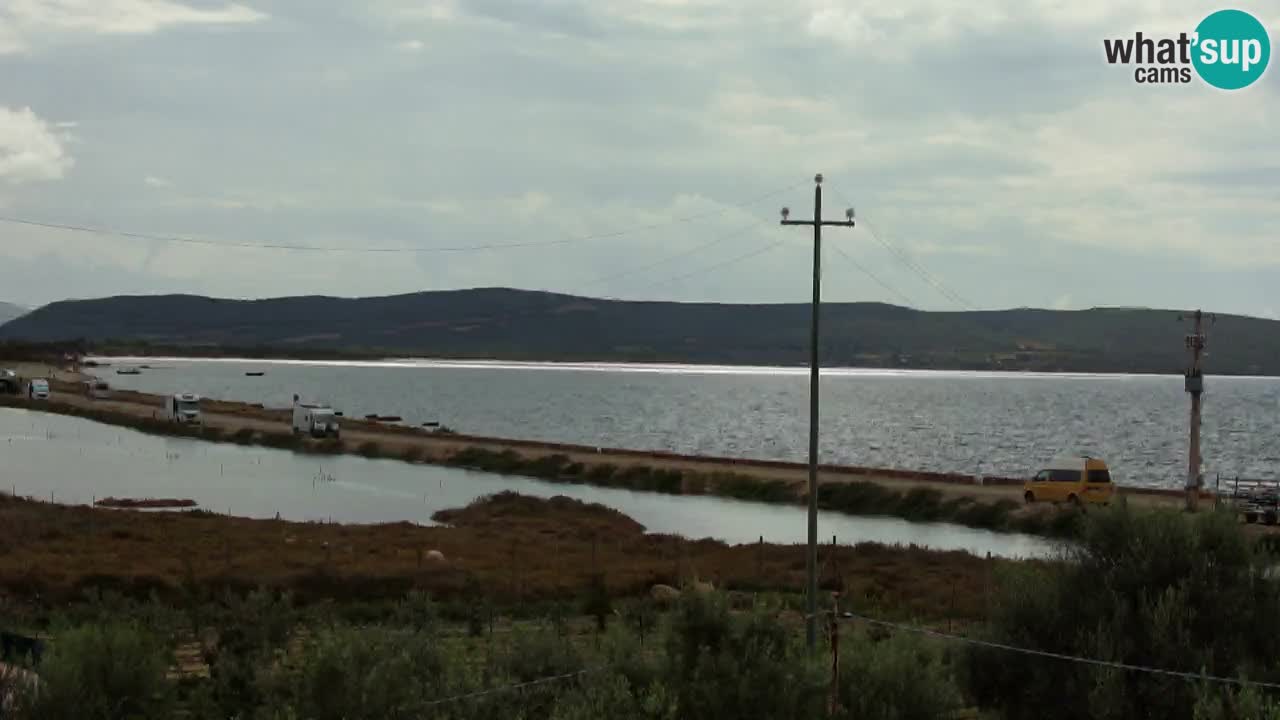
[116,368,141,375]
[245,372,265,377]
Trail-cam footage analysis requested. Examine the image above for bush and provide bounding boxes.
[968,502,1280,720]
[660,592,826,720]
[550,672,677,720]
[833,630,964,720]
[356,441,382,458]
[257,432,298,450]
[585,464,618,483]
[714,474,795,504]
[11,621,173,720]
[263,624,453,720]
[527,454,572,480]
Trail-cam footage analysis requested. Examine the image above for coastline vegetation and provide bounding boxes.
[2,497,1277,719]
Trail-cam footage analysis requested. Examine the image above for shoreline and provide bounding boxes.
[82,352,1280,380]
[0,377,1213,538]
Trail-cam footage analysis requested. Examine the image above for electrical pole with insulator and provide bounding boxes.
[780,173,855,651]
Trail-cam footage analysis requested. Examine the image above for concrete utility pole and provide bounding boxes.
[1180,309,1213,512]
[780,173,855,651]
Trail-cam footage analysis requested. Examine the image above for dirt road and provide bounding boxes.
[8,374,1201,514]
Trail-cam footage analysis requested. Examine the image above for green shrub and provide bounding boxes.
[661,592,826,720]
[550,673,677,720]
[258,432,298,450]
[968,503,1280,720]
[714,474,795,504]
[585,464,618,483]
[527,454,572,480]
[12,621,173,720]
[833,630,964,720]
[264,625,452,720]
[652,469,684,495]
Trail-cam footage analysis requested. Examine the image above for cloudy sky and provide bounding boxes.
[0,0,1276,316]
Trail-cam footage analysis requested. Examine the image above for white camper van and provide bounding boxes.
[292,395,340,439]
[27,378,49,400]
[83,379,111,400]
[161,393,203,424]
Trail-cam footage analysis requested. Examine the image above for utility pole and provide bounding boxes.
[780,173,855,651]
[1180,309,1213,512]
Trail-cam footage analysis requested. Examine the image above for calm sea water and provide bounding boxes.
[0,408,1057,558]
[91,356,1280,489]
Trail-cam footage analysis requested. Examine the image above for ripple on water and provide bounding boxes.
[93,357,1280,489]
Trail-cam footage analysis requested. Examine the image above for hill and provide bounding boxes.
[0,288,1275,374]
[0,301,27,325]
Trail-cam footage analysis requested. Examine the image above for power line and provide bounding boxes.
[826,243,917,308]
[0,180,806,256]
[617,233,789,295]
[576,216,769,291]
[843,611,1280,690]
[857,217,976,310]
[826,188,976,310]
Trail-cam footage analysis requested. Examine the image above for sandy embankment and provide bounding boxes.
[0,357,1203,515]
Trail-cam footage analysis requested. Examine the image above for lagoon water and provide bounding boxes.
[1,408,1058,559]
[93,356,1280,489]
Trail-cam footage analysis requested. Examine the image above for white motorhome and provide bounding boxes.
[26,378,49,400]
[83,379,111,400]
[292,395,340,439]
[161,393,203,424]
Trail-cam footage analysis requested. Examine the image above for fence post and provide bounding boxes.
[949,578,957,634]
[757,535,764,586]
[985,551,993,620]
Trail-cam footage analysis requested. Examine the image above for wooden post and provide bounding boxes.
[985,551,992,620]
[757,535,764,586]
[510,540,518,600]
[828,607,840,715]
[948,578,957,633]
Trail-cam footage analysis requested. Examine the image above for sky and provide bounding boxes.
[0,0,1277,316]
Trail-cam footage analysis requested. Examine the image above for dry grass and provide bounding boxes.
[0,492,1013,623]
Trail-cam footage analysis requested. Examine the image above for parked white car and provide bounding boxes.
[27,378,49,400]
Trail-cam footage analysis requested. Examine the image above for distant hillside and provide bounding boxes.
[1,288,1276,374]
[0,302,27,325]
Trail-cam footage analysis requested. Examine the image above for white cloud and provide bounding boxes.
[0,0,267,54]
[0,106,73,184]
[0,0,1278,315]
[144,175,171,188]
[509,191,552,218]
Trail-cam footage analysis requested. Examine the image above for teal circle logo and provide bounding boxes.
[1192,9,1271,90]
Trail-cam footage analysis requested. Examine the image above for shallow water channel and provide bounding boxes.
[1,408,1061,559]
